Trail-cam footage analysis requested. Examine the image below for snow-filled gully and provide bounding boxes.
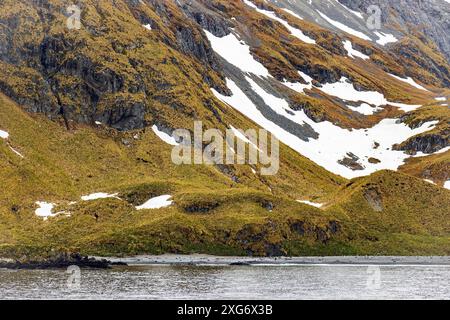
[205,28,444,179]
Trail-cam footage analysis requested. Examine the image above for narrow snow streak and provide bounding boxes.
[282,8,303,20]
[388,73,429,91]
[316,10,371,41]
[81,193,119,201]
[229,125,259,150]
[297,200,324,208]
[337,2,364,19]
[152,125,178,146]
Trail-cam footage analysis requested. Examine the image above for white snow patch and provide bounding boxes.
[136,195,173,210]
[35,202,57,220]
[343,40,370,60]
[297,200,324,208]
[347,103,382,115]
[317,10,371,41]
[0,130,9,139]
[435,97,447,101]
[204,30,269,77]
[374,31,398,45]
[81,193,119,201]
[444,181,450,190]
[424,179,436,185]
[212,78,438,178]
[152,125,178,146]
[388,74,429,91]
[243,1,315,44]
[143,24,152,31]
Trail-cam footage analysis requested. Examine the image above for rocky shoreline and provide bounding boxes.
[0,253,126,270]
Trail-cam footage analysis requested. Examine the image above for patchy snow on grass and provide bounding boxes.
[318,77,422,112]
[388,73,429,91]
[374,31,398,45]
[343,40,370,60]
[244,1,315,44]
[435,97,447,101]
[35,202,57,220]
[0,130,9,139]
[152,125,178,146]
[316,10,371,41]
[297,200,324,208]
[204,29,269,77]
[136,195,173,210]
[347,103,382,115]
[212,78,437,178]
[81,193,119,201]
[143,24,152,31]
[424,179,436,185]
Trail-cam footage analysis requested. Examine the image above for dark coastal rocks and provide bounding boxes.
[289,220,342,244]
[0,253,123,270]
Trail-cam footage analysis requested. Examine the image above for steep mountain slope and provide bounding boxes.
[338,0,450,62]
[0,0,449,258]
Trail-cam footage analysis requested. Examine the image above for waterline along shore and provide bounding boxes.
[104,255,450,266]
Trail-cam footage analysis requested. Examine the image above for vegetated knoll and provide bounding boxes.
[399,151,450,187]
[327,170,450,242]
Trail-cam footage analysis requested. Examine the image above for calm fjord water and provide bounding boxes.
[1,264,449,300]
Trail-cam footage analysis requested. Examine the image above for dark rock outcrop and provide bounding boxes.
[394,133,449,155]
[0,253,123,270]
